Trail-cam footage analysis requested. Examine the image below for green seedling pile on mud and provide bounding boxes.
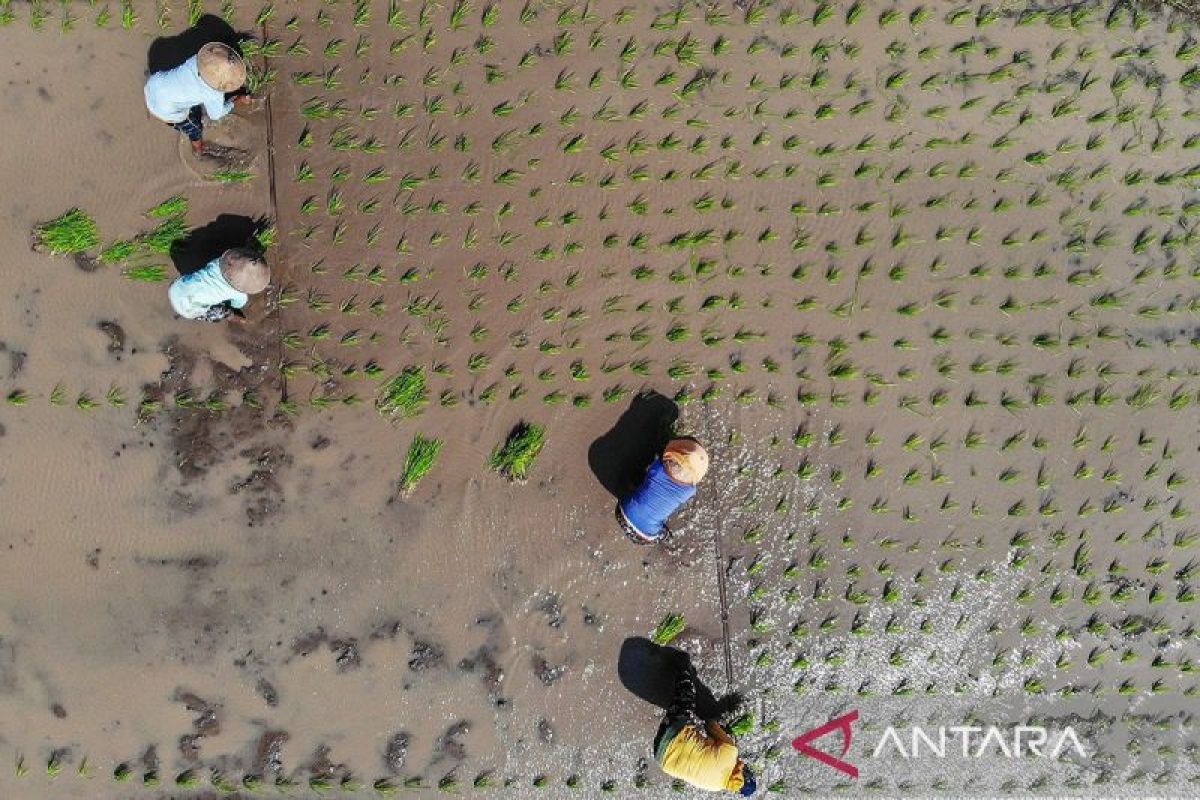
[398,433,443,496]
[487,422,545,483]
[376,366,428,418]
[33,208,99,255]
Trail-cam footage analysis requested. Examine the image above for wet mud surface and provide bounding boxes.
[1,2,1199,799]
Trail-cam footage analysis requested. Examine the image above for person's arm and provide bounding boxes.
[706,720,736,746]
[203,89,235,120]
[226,290,249,309]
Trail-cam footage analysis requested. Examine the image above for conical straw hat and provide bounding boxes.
[663,438,709,485]
[197,42,246,92]
[219,248,269,294]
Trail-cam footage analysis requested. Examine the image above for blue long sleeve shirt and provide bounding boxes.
[144,55,233,123]
[168,259,248,319]
[619,458,696,537]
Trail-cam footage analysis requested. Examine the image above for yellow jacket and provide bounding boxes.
[656,720,745,792]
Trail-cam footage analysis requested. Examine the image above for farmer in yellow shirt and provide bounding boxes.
[653,665,757,795]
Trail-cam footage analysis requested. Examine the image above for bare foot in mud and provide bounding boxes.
[73,252,100,272]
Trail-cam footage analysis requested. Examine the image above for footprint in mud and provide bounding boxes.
[255,677,278,707]
[97,320,125,354]
[307,744,348,780]
[581,605,603,628]
[383,732,409,774]
[457,614,509,702]
[140,745,159,772]
[290,627,327,658]
[73,252,101,272]
[369,619,403,640]
[329,638,361,672]
[531,655,568,686]
[536,592,565,628]
[173,690,221,760]
[458,646,505,702]
[179,733,203,761]
[174,690,221,735]
[433,720,470,763]
[408,640,444,672]
[253,730,288,777]
[0,341,27,378]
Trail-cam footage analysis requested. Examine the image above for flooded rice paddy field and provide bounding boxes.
[1,0,1199,797]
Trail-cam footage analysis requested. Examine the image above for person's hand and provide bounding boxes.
[233,94,253,106]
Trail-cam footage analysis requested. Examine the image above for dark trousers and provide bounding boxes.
[654,666,698,754]
[170,106,204,141]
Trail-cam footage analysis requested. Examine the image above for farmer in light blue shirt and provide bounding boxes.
[169,249,269,322]
[144,42,247,155]
[618,439,709,544]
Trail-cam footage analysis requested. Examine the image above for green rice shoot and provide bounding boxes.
[34,208,99,254]
[651,613,686,645]
[123,265,169,282]
[98,240,137,264]
[255,223,278,250]
[728,713,755,737]
[135,215,188,254]
[399,434,443,497]
[376,366,428,418]
[209,168,254,183]
[487,422,546,482]
[146,195,188,218]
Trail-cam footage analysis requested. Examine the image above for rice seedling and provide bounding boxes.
[650,613,686,645]
[376,366,428,418]
[33,208,99,255]
[135,215,187,254]
[147,195,187,218]
[487,422,545,482]
[397,434,443,497]
[123,265,169,282]
[209,168,253,183]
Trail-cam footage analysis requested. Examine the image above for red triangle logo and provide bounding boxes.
[792,710,859,778]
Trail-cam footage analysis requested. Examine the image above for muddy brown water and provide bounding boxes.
[2,2,1200,798]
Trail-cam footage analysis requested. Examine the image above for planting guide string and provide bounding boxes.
[713,531,734,690]
[258,19,287,401]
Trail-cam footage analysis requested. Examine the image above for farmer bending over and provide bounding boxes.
[654,663,756,795]
[617,438,708,544]
[169,248,268,322]
[144,42,249,156]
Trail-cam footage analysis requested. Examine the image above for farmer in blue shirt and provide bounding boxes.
[169,248,269,322]
[144,42,248,156]
[618,439,709,544]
